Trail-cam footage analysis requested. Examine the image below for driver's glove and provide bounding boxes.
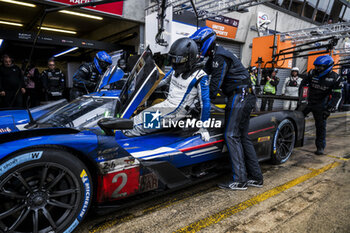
[193,128,210,142]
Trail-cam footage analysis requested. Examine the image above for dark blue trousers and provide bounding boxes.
[225,93,263,183]
[303,104,327,149]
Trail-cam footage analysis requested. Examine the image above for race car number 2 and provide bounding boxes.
[111,172,128,198]
[97,167,140,202]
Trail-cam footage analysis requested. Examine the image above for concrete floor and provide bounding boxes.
[76,112,350,233]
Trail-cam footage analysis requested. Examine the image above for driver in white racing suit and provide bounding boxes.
[281,67,302,110]
[124,38,211,141]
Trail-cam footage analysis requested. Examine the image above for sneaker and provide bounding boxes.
[314,148,324,155]
[218,181,247,190]
[247,179,263,188]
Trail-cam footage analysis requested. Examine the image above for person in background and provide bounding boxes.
[41,58,65,101]
[249,66,258,89]
[260,68,279,111]
[24,63,40,107]
[300,55,342,155]
[0,54,25,108]
[71,51,112,99]
[281,67,302,110]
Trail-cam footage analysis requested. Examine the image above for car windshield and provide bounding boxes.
[36,96,118,129]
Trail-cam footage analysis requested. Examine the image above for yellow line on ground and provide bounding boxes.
[174,162,340,233]
[326,154,350,161]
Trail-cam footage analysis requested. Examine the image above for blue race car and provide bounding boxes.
[0,50,305,233]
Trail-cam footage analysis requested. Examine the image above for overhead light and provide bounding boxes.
[39,26,77,34]
[59,10,103,20]
[0,39,3,48]
[0,0,36,7]
[54,47,79,57]
[0,20,23,27]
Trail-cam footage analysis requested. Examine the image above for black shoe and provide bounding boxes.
[218,181,247,190]
[314,148,324,155]
[246,179,263,188]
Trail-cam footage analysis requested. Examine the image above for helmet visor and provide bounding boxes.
[314,65,326,74]
[168,54,188,64]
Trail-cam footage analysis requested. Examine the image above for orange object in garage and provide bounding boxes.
[250,35,294,69]
[307,51,340,73]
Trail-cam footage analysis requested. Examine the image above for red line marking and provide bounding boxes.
[248,126,275,135]
[179,139,224,152]
[180,126,274,152]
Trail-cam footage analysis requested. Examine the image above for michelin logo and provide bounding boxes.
[143,110,162,129]
[78,169,91,221]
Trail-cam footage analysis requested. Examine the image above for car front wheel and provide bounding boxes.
[0,148,92,233]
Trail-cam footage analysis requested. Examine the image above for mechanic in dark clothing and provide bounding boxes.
[41,58,65,101]
[300,55,342,155]
[0,55,25,108]
[24,63,40,107]
[191,27,263,190]
[70,51,112,100]
[260,68,280,111]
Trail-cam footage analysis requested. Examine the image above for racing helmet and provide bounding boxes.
[94,51,112,74]
[313,55,334,78]
[190,26,216,57]
[291,67,299,76]
[168,38,199,77]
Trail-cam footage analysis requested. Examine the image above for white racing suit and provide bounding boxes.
[281,76,302,110]
[124,69,211,137]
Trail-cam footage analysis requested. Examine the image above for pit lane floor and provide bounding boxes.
[76,111,350,233]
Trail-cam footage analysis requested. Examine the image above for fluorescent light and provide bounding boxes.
[0,0,36,7]
[0,39,3,48]
[54,47,79,57]
[0,20,23,27]
[59,10,103,20]
[39,26,77,34]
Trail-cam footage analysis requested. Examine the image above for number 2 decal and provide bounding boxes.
[111,173,128,198]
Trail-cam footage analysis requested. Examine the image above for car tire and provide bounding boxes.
[271,119,295,164]
[0,148,92,233]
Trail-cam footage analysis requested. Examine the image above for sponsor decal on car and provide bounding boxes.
[258,136,270,143]
[98,157,140,174]
[0,151,42,176]
[78,169,91,221]
[0,127,12,133]
[140,173,158,192]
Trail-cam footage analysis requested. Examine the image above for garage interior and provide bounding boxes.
[0,0,141,70]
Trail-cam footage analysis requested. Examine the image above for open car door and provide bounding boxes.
[118,48,164,119]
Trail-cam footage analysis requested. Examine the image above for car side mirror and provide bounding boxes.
[98,118,133,136]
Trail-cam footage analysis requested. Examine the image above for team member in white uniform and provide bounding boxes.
[124,38,211,140]
[281,67,302,110]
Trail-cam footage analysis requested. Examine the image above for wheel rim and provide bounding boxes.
[276,122,295,161]
[0,162,81,233]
